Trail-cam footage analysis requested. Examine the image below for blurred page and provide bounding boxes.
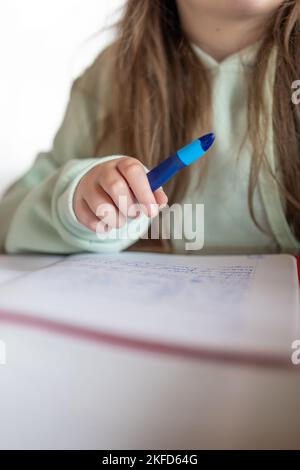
[0,255,62,285]
[0,253,298,359]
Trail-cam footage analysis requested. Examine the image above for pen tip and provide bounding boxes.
[200,133,215,151]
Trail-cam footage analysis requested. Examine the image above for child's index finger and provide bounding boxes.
[117,159,158,217]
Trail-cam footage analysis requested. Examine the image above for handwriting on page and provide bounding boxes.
[3,252,299,359]
[0,253,297,358]
[32,254,255,318]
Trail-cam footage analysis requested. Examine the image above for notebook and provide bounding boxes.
[0,252,299,367]
[0,255,62,285]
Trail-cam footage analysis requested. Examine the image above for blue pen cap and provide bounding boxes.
[200,133,215,151]
[147,132,215,192]
[177,133,215,166]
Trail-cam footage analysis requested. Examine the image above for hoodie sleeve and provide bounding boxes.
[0,64,150,254]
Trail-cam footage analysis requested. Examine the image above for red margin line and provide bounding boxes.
[0,309,295,371]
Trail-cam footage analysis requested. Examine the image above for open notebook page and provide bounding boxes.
[0,253,298,362]
[0,255,62,286]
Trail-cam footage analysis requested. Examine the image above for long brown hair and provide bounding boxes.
[96,0,300,240]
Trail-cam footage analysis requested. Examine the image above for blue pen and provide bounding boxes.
[147,133,215,192]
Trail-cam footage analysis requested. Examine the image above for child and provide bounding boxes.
[0,0,299,255]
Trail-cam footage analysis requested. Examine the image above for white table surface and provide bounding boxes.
[0,255,300,450]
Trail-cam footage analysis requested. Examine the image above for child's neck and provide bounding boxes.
[178,8,273,62]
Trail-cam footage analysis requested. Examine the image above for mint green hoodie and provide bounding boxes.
[0,49,150,254]
[0,44,299,255]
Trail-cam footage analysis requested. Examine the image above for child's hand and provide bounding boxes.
[73,157,168,233]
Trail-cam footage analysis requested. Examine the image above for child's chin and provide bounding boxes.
[229,0,283,17]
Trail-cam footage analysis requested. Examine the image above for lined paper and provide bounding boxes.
[0,252,298,358]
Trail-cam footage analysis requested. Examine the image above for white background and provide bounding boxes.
[0,0,125,195]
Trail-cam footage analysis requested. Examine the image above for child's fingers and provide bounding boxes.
[85,186,126,229]
[153,188,168,208]
[117,158,158,217]
[75,198,106,233]
[97,167,138,217]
